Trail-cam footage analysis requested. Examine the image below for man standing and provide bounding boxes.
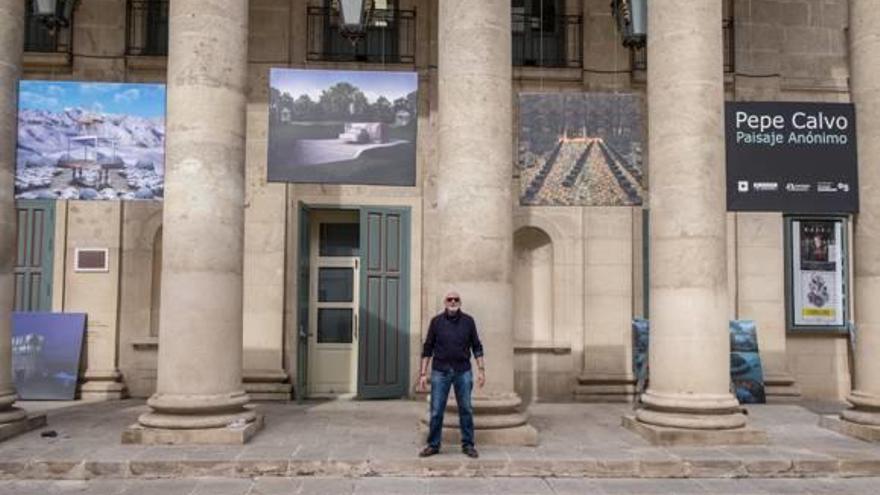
[417,291,485,458]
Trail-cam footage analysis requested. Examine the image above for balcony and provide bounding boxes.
[126,0,169,57]
[631,18,734,74]
[306,7,416,64]
[512,13,582,68]
[23,1,72,55]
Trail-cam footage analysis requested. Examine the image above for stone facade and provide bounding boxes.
[2,0,866,423]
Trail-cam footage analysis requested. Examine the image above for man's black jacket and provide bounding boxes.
[421,310,484,372]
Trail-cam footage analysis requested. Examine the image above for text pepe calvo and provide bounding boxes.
[735,111,849,132]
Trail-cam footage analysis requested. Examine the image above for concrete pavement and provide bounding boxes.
[3,476,880,494]
[0,399,878,482]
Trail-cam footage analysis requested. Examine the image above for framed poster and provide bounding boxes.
[12,312,87,400]
[518,93,645,206]
[16,81,166,201]
[785,217,849,332]
[267,68,417,186]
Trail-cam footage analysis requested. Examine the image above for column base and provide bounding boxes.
[622,414,768,446]
[81,369,127,401]
[0,412,47,443]
[764,372,802,403]
[243,369,292,401]
[420,393,539,446]
[80,381,128,401]
[122,413,264,445]
[820,414,880,442]
[573,374,637,403]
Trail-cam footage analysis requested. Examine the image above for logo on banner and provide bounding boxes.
[738,180,749,192]
[753,182,778,192]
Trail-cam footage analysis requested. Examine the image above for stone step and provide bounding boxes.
[2,455,880,481]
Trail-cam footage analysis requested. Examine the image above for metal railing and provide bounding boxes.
[24,0,72,54]
[512,13,582,68]
[126,0,169,56]
[307,7,416,64]
[631,18,734,74]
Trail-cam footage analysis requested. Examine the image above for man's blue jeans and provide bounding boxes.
[426,368,474,449]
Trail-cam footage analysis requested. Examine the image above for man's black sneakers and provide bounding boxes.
[462,445,479,458]
[419,446,439,457]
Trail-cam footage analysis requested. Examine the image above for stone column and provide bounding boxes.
[125,0,261,444]
[429,0,536,445]
[623,0,763,444]
[831,0,880,441]
[0,0,32,438]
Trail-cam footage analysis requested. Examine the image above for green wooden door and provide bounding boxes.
[358,207,410,399]
[296,203,311,402]
[13,200,55,312]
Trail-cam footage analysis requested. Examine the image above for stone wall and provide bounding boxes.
[15,0,856,403]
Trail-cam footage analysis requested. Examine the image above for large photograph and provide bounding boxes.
[729,320,766,404]
[791,219,845,327]
[16,81,166,201]
[518,93,645,206]
[268,69,417,186]
[12,312,86,400]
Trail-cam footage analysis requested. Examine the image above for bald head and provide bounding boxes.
[443,291,461,314]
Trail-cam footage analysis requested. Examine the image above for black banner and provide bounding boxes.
[725,102,858,213]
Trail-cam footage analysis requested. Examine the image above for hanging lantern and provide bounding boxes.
[611,0,647,48]
[337,0,373,44]
[32,0,78,30]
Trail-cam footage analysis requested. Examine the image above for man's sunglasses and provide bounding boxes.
[446,297,460,303]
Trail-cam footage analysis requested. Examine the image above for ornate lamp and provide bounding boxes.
[337,0,373,44]
[32,0,78,30]
[611,0,647,48]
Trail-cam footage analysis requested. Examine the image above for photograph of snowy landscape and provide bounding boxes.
[268,68,417,186]
[15,81,166,201]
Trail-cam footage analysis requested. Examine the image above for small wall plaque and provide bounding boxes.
[74,248,109,272]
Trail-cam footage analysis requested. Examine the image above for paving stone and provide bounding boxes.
[488,477,554,494]
[545,478,607,494]
[684,459,747,478]
[597,478,720,494]
[117,478,200,495]
[298,477,356,495]
[427,477,494,495]
[249,477,303,495]
[743,458,795,476]
[353,477,429,494]
[50,479,129,494]
[190,477,253,495]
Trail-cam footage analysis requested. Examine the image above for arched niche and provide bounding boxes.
[513,226,554,344]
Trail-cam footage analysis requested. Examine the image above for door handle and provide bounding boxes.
[354,312,359,340]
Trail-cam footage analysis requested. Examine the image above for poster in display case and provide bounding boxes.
[786,217,849,332]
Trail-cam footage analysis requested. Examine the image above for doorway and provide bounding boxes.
[308,210,360,397]
[297,205,411,400]
[13,200,55,312]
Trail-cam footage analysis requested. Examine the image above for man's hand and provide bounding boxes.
[477,368,486,388]
[416,373,428,393]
